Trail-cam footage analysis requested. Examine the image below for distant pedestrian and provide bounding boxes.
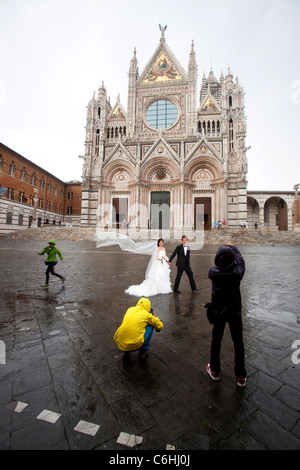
[254,222,258,231]
[205,241,247,387]
[39,239,65,288]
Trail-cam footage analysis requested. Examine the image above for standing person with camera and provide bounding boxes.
[206,241,247,387]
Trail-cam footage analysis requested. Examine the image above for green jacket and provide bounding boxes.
[39,246,63,263]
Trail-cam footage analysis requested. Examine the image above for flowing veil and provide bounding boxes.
[96,232,157,278]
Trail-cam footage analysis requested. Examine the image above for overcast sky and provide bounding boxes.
[0,0,299,191]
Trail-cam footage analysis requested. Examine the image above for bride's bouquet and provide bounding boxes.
[161,255,169,263]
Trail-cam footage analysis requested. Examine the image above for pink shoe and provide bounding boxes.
[236,377,247,388]
[206,363,220,381]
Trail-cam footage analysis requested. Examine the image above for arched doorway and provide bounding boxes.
[247,196,259,230]
[264,197,288,231]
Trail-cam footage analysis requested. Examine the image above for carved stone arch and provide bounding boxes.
[185,156,223,182]
[149,167,173,182]
[102,160,135,184]
[140,156,180,182]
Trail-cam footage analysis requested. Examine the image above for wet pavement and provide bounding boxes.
[0,238,299,451]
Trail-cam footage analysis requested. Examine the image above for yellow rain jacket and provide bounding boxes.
[114,298,163,351]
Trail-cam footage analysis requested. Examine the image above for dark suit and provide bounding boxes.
[169,244,197,291]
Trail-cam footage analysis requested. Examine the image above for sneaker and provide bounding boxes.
[236,377,247,388]
[41,283,48,288]
[206,363,220,381]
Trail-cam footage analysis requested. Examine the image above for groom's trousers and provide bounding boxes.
[174,265,197,291]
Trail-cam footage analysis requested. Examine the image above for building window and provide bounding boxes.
[146,99,178,130]
[229,118,234,152]
[47,182,51,193]
[68,191,73,200]
[54,186,58,196]
[0,156,3,172]
[67,206,73,214]
[31,173,36,185]
[9,161,16,177]
[53,203,57,212]
[6,212,12,224]
[39,198,43,208]
[60,189,63,198]
[46,200,50,210]
[21,167,26,181]
[18,214,23,226]
[40,178,44,189]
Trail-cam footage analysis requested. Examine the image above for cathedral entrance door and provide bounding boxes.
[112,198,128,229]
[150,192,170,229]
[194,197,211,231]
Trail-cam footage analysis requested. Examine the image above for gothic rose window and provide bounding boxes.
[146,99,178,130]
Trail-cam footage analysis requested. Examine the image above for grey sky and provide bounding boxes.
[0,0,299,191]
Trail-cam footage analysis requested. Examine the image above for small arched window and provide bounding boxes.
[21,167,26,181]
[229,118,234,152]
[9,161,16,177]
[229,95,233,108]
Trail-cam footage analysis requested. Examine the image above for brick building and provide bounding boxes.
[0,142,81,233]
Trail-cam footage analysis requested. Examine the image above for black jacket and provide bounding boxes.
[169,244,191,268]
[208,245,245,320]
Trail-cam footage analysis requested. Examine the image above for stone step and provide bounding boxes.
[1,226,300,246]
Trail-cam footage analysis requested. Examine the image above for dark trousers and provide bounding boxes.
[45,262,63,284]
[174,264,196,291]
[210,314,246,378]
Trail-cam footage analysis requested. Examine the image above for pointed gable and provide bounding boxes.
[108,95,126,120]
[138,39,188,86]
[199,94,221,114]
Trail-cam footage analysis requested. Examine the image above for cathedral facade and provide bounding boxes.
[80,28,250,236]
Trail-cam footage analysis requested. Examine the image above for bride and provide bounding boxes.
[96,232,172,296]
[125,238,172,297]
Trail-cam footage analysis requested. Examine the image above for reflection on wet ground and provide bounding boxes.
[0,239,299,450]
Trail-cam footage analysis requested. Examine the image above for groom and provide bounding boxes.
[168,236,200,293]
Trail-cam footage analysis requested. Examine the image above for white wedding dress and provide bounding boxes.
[95,232,172,296]
[125,248,172,297]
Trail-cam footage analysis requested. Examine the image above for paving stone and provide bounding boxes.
[243,410,300,450]
[0,239,300,450]
[247,389,299,431]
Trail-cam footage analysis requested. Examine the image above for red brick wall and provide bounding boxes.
[0,143,81,217]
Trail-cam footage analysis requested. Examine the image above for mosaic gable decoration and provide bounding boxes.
[143,53,182,83]
[110,105,125,119]
[200,97,219,113]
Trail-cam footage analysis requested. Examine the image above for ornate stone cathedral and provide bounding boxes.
[80,26,250,235]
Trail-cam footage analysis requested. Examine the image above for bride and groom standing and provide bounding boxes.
[125,235,199,297]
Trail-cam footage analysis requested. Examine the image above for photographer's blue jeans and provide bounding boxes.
[142,325,154,351]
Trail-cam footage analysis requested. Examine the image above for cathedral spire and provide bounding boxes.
[130,47,137,71]
[188,40,197,69]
